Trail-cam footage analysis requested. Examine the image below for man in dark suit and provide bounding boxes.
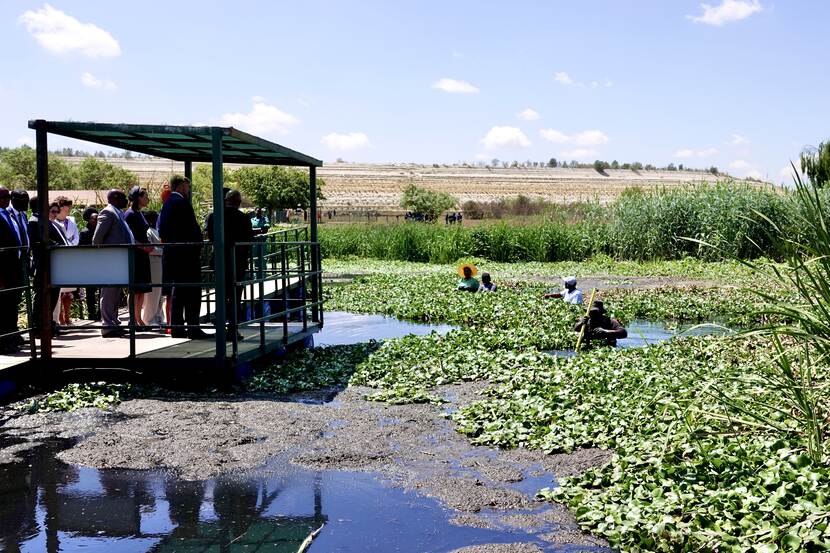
[27,197,65,337]
[206,189,254,336]
[159,175,209,339]
[0,186,25,352]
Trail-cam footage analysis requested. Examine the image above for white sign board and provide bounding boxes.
[50,247,131,286]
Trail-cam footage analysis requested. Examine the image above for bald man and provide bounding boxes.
[92,189,134,337]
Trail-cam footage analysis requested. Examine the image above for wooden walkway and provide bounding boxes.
[0,274,316,372]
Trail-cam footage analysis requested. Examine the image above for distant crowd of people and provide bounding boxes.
[454,266,627,348]
[0,176,279,352]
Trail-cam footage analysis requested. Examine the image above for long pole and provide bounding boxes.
[574,288,597,352]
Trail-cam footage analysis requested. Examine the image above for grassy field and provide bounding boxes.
[64,157,766,211]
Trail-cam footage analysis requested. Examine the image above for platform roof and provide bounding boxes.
[28,120,322,167]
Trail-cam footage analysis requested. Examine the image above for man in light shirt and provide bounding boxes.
[544,276,584,305]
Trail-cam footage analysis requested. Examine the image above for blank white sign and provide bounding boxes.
[50,247,131,286]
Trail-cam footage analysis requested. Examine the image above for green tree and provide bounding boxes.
[399,183,457,222]
[232,166,324,215]
[800,141,830,187]
[74,157,138,190]
[0,146,76,189]
[547,158,558,168]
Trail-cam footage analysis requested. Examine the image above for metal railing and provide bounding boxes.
[0,227,322,365]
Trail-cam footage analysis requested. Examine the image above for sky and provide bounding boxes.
[0,0,828,184]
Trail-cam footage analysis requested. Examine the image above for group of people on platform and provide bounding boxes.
[455,266,627,348]
[0,176,269,352]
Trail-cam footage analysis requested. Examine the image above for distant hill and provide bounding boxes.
[62,157,774,211]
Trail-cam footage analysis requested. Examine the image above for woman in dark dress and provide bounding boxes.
[124,186,152,328]
[77,207,100,320]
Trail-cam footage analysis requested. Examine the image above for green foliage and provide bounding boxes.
[74,157,139,190]
[322,184,793,262]
[0,146,77,189]
[400,183,457,221]
[232,165,324,213]
[25,382,126,413]
[800,142,830,187]
[246,342,380,393]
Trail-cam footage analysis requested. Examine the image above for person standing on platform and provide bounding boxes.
[124,186,153,329]
[159,175,209,339]
[206,189,254,338]
[92,189,134,338]
[0,186,26,353]
[77,207,100,320]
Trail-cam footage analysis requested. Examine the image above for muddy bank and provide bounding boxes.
[0,382,610,549]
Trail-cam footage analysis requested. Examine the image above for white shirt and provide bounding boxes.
[58,215,79,245]
[562,288,584,305]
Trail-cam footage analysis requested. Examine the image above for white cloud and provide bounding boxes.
[217,101,299,135]
[729,133,750,145]
[81,71,116,90]
[540,129,609,146]
[729,159,752,171]
[604,79,613,88]
[432,78,479,94]
[554,72,574,85]
[590,81,599,89]
[560,148,598,159]
[251,95,266,103]
[321,132,371,151]
[474,153,489,160]
[480,126,531,150]
[778,165,797,182]
[19,4,121,58]
[452,50,464,59]
[674,147,718,158]
[516,108,540,121]
[745,169,763,180]
[687,0,763,26]
[16,136,34,147]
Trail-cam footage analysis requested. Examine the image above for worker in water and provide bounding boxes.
[478,272,496,293]
[573,300,628,347]
[456,263,480,292]
[544,276,583,304]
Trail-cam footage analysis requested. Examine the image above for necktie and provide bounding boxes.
[17,212,28,247]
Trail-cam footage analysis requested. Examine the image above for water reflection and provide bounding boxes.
[1,441,594,552]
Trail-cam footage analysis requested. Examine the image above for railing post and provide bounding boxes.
[281,242,288,346]
[128,247,136,358]
[34,120,51,360]
[309,166,320,324]
[211,128,227,360]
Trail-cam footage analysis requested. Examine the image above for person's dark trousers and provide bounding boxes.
[85,287,100,320]
[170,253,202,337]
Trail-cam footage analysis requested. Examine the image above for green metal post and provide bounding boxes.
[309,165,320,323]
[34,120,52,360]
[211,128,227,359]
[184,161,193,204]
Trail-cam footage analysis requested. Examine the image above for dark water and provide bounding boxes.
[0,442,610,553]
[313,311,456,346]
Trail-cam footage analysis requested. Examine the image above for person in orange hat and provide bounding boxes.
[456,264,479,292]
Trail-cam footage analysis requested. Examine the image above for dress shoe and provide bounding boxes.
[102,328,126,338]
[170,330,187,338]
[187,330,212,340]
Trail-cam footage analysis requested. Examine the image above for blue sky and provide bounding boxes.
[0,0,827,183]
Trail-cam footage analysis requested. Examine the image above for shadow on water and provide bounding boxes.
[0,441,612,552]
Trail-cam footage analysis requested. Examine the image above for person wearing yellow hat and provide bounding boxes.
[456,264,479,292]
